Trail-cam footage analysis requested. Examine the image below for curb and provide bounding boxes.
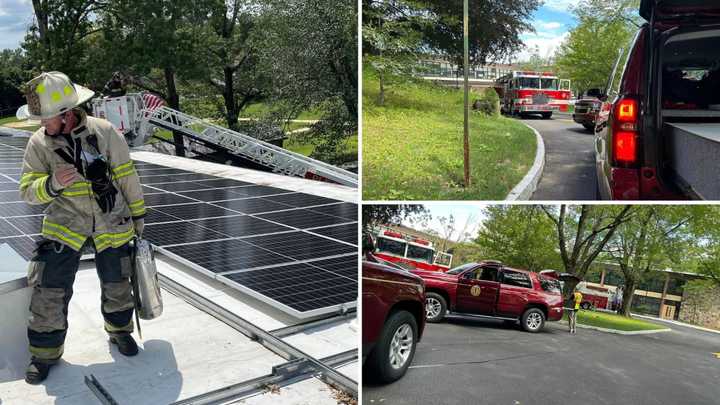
[506,122,545,200]
[632,313,720,335]
[556,320,672,335]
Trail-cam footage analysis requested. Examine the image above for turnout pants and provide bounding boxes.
[27,240,135,362]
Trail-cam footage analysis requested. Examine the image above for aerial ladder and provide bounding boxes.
[91,93,358,188]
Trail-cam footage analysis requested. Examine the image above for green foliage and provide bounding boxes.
[472,205,562,271]
[473,88,500,116]
[563,310,666,331]
[421,0,541,66]
[362,67,537,200]
[0,49,30,115]
[554,0,637,94]
[362,205,429,231]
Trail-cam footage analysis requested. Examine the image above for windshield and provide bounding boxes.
[446,263,477,275]
[541,78,559,90]
[407,245,434,263]
[435,252,452,266]
[376,237,406,256]
[517,77,540,88]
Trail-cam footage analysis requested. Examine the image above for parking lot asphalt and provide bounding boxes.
[363,315,720,405]
[519,114,598,201]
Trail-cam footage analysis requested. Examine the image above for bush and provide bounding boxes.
[472,87,500,116]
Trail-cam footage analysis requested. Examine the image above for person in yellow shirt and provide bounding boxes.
[569,288,583,334]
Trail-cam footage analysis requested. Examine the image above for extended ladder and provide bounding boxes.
[92,94,358,188]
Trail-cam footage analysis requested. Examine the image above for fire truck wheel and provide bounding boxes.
[366,310,418,383]
[581,302,592,310]
[521,308,545,333]
[541,112,552,119]
[425,292,447,323]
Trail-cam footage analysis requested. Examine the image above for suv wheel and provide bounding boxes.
[365,310,418,383]
[425,293,447,323]
[521,308,546,333]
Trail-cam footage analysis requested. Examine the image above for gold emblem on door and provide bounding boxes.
[471,285,482,296]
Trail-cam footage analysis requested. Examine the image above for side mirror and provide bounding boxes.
[362,232,376,255]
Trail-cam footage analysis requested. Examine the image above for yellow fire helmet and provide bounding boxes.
[16,71,95,121]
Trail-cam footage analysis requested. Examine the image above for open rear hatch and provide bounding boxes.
[658,24,720,199]
[641,0,720,22]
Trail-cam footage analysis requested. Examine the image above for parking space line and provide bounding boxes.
[408,350,558,369]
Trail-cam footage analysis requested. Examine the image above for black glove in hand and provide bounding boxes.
[94,183,117,213]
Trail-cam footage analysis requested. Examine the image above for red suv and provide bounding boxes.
[595,1,720,199]
[362,248,426,383]
[410,261,564,333]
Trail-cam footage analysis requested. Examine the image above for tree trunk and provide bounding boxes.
[619,276,637,316]
[377,72,385,106]
[223,66,239,131]
[164,67,185,157]
[31,0,51,61]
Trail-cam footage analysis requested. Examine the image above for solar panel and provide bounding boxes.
[307,223,358,245]
[258,208,351,229]
[0,135,358,318]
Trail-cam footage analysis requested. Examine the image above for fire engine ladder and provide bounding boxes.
[139,106,358,188]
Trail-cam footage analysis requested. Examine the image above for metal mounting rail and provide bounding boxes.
[140,106,358,187]
[170,350,357,405]
[85,374,120,405]
[158,273,358,399]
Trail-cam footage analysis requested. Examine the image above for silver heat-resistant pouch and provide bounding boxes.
[133,238,163,320]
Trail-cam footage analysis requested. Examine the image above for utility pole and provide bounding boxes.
[463,0,470,187]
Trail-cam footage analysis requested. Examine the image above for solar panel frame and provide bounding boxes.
[0,135,358,318]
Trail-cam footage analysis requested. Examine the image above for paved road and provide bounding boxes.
[363,316,720,405]
[519,113,597,200]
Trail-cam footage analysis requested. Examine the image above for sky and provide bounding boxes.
[515,0,578,61]
[402,203,488,243]
[0,1,578,60]
[0,0,33,51]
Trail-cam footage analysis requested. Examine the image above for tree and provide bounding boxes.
[473,205,561,272]
[100,0,208,156]
[0,49,31,116]
[542,205,634,298]
[203,0,266,131]
[554,0,638,94]
[422,0,541,67]
[24,0,104,82]
[363,0,426,105]
[362,204,428,231]
[605,206,695,316]
[258,0,358,163]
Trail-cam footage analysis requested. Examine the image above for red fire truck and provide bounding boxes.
[495,71,572,118]
[373,229,453,272]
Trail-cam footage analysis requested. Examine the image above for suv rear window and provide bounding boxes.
[501,270,532,288]
[539,277,561,293]
[662,30,720,110]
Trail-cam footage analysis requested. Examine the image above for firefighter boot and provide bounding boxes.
[25,359,55,385]
[109,333,138,356]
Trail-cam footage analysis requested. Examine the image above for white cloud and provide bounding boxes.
[515,31,570,62]
[538,21,563,30]
[542,0,578,12]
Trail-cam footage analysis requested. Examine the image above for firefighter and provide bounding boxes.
[568,287,583,334]
[103,71,126,98]
[16,71,146,384]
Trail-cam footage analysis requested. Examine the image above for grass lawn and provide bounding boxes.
[0,116,40,132]
[563,310,667,332]
[362,70,537,200]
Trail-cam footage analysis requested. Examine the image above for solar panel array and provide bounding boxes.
[0,135,358,317]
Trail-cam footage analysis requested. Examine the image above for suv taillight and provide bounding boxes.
[612,97,639,165]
